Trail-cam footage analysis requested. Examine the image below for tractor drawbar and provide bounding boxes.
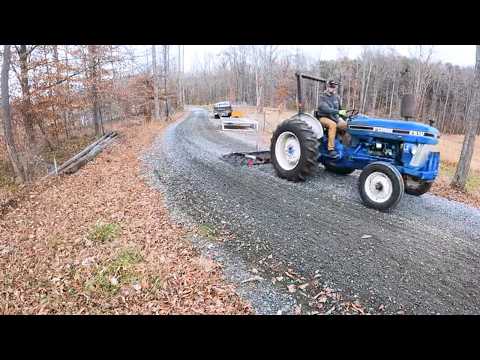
[222,150,271,167]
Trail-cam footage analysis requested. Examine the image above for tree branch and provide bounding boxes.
[27,45,39,56]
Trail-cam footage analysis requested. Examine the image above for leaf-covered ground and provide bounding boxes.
[0,118,251,314]
[430,160,480,208]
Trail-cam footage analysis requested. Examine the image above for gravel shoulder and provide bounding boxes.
[144,108,480,315]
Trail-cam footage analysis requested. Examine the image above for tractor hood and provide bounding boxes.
[348,115,440,144]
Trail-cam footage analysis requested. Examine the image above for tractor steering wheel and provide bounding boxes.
[346,109,359,118]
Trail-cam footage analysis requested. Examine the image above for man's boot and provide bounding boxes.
[328,149,339,158]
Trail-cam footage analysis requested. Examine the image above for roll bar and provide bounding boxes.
[296,72,342,114]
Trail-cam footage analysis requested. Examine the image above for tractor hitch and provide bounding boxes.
[221,150,271,167]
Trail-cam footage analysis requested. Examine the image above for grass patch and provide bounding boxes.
[466,172,480,193]
[87,222,121,243]
[86,248,143,295]
[198,223,218,239]
[439,161,456,177]
[149,275,164,292]
[439,160,480,193]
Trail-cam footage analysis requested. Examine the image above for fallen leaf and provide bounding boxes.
[294,305,302,314]
[284,272,296,280]
[241,276,263,284]
[287,284,297,293]
[317,296,328,303]
[132,283,141,291]
[298,283,309,290]
[325,306,335,315]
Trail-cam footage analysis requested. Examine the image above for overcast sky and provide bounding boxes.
[136,45,476,72]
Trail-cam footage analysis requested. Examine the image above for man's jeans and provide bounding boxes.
[319,117,347,151]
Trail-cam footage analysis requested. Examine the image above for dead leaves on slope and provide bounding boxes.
[0,120,250,315]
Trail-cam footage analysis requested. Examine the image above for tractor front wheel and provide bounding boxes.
[271,118,318,182]
[404,177,433,196]
[359,162,404,211]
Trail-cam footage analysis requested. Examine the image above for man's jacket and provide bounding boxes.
[317,92,341,122]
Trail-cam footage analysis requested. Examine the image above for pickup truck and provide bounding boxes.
[213,101,233,119]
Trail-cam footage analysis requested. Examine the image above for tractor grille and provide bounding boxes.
[410,144,440,167]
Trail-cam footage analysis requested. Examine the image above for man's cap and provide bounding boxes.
[327,80,339,88]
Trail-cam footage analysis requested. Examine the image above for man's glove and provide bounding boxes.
[338,109,347,118]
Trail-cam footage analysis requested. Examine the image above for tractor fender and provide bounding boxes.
[292,113,324,139]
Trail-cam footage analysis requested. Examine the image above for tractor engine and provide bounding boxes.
[365,140,398,159]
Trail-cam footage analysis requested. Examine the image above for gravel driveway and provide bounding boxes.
[143,108,480,315]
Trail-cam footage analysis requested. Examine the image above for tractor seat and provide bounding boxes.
[313,110,329,134]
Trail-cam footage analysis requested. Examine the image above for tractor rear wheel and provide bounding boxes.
[404,177,433,196]
[271,118,318,182]
[324,162,355,175]
[359,162,404,211]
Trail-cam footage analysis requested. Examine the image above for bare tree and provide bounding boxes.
[451,45,480,190]
[151,45,160,120]
[87,45,103,137]
[1,45,26,183]
[162,45,170,119]
[17,45,37,145]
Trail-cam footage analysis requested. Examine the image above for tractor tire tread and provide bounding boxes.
[271,117,319,182]
[405,178,433,196]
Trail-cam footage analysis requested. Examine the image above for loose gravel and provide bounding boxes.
[142,108,480,315]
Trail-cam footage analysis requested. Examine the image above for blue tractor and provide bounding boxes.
[270,73,440,211]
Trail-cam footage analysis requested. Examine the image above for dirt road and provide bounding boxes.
[146,108,480,314]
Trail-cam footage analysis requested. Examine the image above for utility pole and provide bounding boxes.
[151,45,160,121]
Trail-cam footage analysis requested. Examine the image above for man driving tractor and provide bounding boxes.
[316,80,348,158]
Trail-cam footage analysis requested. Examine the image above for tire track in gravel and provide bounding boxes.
[150,108,480,314]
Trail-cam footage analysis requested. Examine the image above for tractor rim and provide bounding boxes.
[364,172,393,203]
[275,131,301,171]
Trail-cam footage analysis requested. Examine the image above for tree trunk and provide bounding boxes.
[46,46,59,145]
[63,45,71,139]
[441,82,450,132]
[1,45,26,183]
[163,45,169,120]
[371,78,379,114]
[389,77,395,117]
[18,45,36,145]
[151,45,160,120]
[362,62,372,113]
[452,45,480,189]
[88,45,102,137]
